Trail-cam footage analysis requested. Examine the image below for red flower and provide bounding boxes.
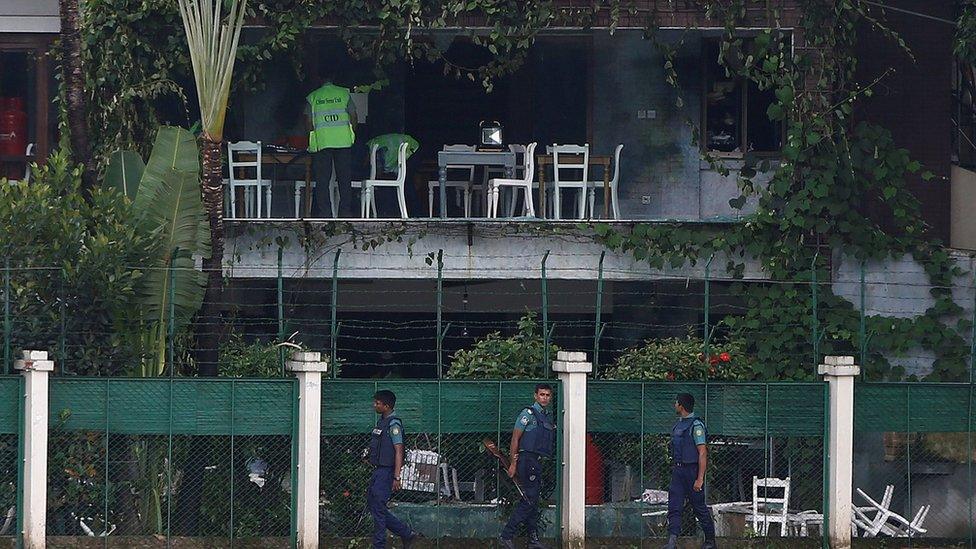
[709,355,719,365]
[343,490,351,497]
[666,371,675,381]
[719,352,731,362]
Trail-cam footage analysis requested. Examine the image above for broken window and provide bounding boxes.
[702,38,784,155]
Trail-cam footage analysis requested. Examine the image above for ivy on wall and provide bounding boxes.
[594,1,970,381]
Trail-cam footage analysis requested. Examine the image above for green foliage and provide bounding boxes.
[447,312,558,379]
[0,151,155,375]
[602,335,754,381]
[104,149,145,199]
[956,1,976,65]
[218,333,283,378]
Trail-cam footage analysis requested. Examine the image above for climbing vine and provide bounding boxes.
[593,0,970,381]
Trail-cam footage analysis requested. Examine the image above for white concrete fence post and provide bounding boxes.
[819,355,860,549]
[551,350,592,549]
[16,350,55,549]
[287,350,329,549]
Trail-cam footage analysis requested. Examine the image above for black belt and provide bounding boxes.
[673,462,699,467]
[519,451,551,460]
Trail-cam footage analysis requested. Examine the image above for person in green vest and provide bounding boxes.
[306,69,357,217]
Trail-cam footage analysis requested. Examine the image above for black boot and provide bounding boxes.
[527,533,548,549]
[701,539,717,549]
[663,534,678,549]
[498,536,516,549]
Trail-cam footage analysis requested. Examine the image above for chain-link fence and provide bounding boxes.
[4,251,976,384]
[0,376,21,546]
[319,379,563,547]
[853,383,976,547]
[587,381,828,547]
[45,378,296,547]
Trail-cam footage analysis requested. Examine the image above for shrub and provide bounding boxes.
[447,312,558,379]
[602,334,755,381]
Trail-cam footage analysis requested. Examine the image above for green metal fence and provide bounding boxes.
[318,379,564,546]
[0,376,21,546]
[587,381,828,547]
[853,383,976,547]
[44,378,296,547]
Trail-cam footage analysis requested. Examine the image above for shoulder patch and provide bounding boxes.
[520,416,530,425]
[390,425,401,436]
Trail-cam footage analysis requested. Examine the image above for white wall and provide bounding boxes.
[0,0,59,33]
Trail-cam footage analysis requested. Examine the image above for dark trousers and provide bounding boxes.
[312,147,352,217]
[502,453,542,539]
[367,467,412,548]
[667,463,715,539]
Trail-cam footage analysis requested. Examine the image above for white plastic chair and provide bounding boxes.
[748,476,791,536]
[588,143,623,219]
[550,143,590,220]
[487,142,537,218]
[227,141,273,218]
[428,145,477,217]
[481,144,534,217]
[360,142,409,218]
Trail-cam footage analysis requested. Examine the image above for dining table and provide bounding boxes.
[535,151,612,219]
[436,149,517,218]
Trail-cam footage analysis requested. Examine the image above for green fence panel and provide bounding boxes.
[48,378,295,435]
[588,382,826,436]
[322,380,549,435]
[855,383,975,433]
[0,376,18,435]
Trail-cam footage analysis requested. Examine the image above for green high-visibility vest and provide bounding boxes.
[307,84,355,152]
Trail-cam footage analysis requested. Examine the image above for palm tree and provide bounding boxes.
[177,0,247,375]
[58,0,97,195]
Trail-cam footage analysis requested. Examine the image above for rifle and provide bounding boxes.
[482,438,528,502]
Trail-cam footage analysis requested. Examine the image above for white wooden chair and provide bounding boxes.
[360,142,409,218]
[488,142,538,218]
[428,145,477,217]
[6,143,34,184]
[748,476,791,536]
[588,143,623,219]
[550,143,590,220]
[854,486,929,538]
[351,144,379,218]
[227,141,273,218]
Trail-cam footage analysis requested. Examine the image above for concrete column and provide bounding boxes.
[818,355,860,549]
[286,351,329,549]
[551,351,592,549]
[15,350,55,549]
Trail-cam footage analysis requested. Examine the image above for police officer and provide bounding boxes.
[665,393,716,549]
[306,68,357,217]
[367,390,421,548]
[499,383,555,549]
